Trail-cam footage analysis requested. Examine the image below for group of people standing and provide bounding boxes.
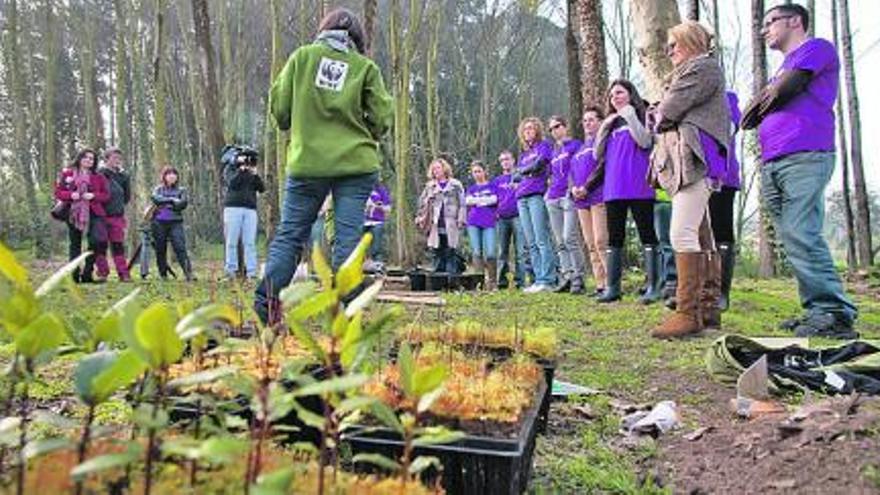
[51,6,858,342]
[414,4,858,340]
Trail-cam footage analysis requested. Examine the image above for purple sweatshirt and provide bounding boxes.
[547,138,583,201]
[492,173,519,219]
[721,91,742,190]
[569,137,602,209]
[466,182,497,228]
[365,184,391,225]
[602,125,654,202]
[515,140,553,199]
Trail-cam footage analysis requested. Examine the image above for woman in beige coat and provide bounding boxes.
[416,158,467,273]
[650,21,732,338]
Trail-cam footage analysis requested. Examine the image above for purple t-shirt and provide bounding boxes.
[569,137,602,209]
[515,140,553,199]
[602,125,654,202]
[546,139,582,200]
[699,130,727,185]
[365,184,391,224]
[466,183,497,228]
[492,173,519,219]
[759,38,839,162]
[722,91,742,189]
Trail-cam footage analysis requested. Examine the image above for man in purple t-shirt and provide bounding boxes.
[742,4,858,339]
[492,150,531,288]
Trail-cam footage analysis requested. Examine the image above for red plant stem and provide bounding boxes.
[143,370,166,495]
[74,404,97,495]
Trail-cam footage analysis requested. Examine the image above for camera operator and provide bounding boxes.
[221,145,265,280]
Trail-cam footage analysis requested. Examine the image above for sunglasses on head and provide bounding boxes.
[549,122,565,131]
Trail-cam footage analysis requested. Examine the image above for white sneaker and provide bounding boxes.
[523,283,547,294]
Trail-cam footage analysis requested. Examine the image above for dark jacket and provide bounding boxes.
[98,166,131,217]
[151,185,188,222]
[223,164,265,210]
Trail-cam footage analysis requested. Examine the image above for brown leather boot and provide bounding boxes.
[701,251,722,328]
[651,252,704,339]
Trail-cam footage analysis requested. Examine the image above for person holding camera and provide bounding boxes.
[222,145,265,280]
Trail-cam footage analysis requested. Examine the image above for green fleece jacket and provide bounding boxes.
[270,42,393,178]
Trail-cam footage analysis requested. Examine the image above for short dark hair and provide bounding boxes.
[583,105,604,119]
[318,8,367,54]
[767,4,810,32]
[548,115,568,127]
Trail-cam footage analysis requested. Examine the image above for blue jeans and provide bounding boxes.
[467,225,497,261]
[255,173,377,321]
[224,207,259,277]
[517,194,557,286]
[761,152,857,323]
[364,223,385,262]
[496,216,530,287]
[654,201,676,287]
[546,196,586,279]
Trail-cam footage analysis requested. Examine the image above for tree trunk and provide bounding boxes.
[6,0,50,257]
[43,0,59,185]
[577,0,609,108]
[362,0,378,55]
[262,0,284,240]
[152,0,169,170]
[630,0,681,102]
[751,0,776,278]
[425,3,441,158]
[806,0,816,38]
[114,0,130,157]
[565,0,584,139]
[831,0,856,269]
[837,0,873,267]
[684,0,699,20]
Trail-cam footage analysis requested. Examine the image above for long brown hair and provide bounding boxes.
[318,8,367,54]
[605,79,647,123]
[68,148,97,171]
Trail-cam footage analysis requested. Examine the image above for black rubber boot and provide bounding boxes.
[638,245,662,305]
[718,242,735,311]
[597,248,622,303]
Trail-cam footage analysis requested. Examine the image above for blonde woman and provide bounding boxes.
[416,158,466,273]
[515,117,557,293]
[650,21,731,338]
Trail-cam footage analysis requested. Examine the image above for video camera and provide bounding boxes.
[221,144,259,169]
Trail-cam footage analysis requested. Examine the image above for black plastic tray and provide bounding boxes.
[343,378,545,495]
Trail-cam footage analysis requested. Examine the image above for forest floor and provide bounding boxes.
[12,257,880,494]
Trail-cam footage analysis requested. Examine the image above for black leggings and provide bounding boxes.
[605,199,658,248]
[67,216,107,279]
[709,187,736,245]
[151,220,191,276]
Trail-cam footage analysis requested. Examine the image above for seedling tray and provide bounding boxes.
[343,378,545,495]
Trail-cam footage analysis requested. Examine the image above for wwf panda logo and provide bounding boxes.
[316,57,349,92]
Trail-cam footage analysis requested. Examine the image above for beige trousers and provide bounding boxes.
[670,179,715,252]
[577,203,608,289]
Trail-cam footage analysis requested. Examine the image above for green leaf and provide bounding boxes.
[167,366,236,390]
[23,437,73,459]
[293,373,369,398]
[289,323,326,363]
[412,364,447,398]
[162,437,248,465]
[0,292,40,336]
[134,303,184,368]
[70,444,142,480]
[335,396,377,416]
[412,426,465,447]
[251,467,296,495]
[417,386,444,414]
[91,349,147,402]
[335,233,372,297]
[370,402,404,433]
[290,401,325,429]
[331,311,348,340]
[176,303,241,340]
[0,242,29,288]
[74,351,119,405]
[343,279,383,318]
[278,281,318,307]
[339,312,364,370]
[311,243,333,289]
[132,404,169,430]
[35,252,91,298]
[288,291,338,322]
[398,343,415,397]
[352,452,401,472]
[15,313,67,359]
[32,410,81,431]
[408,455,442,475]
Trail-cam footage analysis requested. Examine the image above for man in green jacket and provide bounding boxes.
[255,8,393,324]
